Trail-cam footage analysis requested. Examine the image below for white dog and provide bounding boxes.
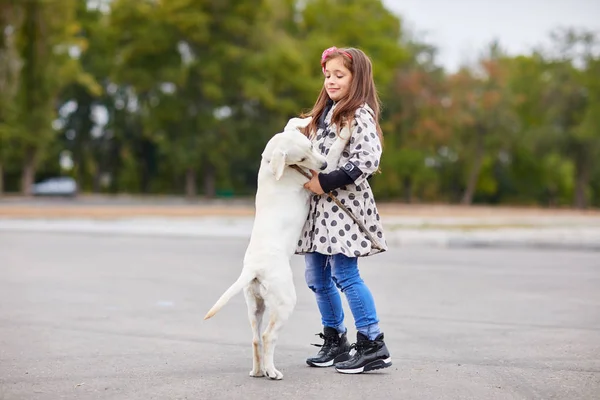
[204,116,350,380]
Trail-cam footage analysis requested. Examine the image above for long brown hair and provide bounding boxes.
[303,48,383,143]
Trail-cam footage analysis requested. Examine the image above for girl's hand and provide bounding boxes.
[304,170,325,194]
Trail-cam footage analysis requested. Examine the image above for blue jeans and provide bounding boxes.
[305,252,381,340]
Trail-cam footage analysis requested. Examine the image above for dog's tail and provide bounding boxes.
[204,270,256,320]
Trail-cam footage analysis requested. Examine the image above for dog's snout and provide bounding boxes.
[320,161,328,170]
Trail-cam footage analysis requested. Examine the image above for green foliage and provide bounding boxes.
[0,0,99,193]
[300,0,408,99]
[0,1,598,209]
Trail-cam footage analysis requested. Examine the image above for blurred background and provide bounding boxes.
[0,0,599,208]
[2,4,600,398]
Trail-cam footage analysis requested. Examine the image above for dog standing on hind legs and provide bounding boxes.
[204,116,351,380]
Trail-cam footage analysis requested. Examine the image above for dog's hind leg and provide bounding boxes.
[244,283,266,377]
[261,278,297,380]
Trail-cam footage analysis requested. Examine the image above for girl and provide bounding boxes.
[296,47,392,374]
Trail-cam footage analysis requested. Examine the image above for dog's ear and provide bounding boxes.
[284,116,313,132]
[269,149,287,180]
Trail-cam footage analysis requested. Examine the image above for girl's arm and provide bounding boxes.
[317,107,382,192]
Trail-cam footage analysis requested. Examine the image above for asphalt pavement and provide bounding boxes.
[1,232,599,399]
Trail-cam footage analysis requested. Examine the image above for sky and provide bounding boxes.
[382,0,600,71]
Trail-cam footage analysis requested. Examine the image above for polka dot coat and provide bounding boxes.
[295,103,388,257]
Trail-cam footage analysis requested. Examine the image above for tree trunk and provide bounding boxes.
[403,176,412,203]
[573,162,589,209]
[92,169,101,193]
[21,147,36,196]
[185,167,196,199]
[461,137,485,205]
[203,164,216,198]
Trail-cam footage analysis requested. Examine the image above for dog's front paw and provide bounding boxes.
[264,367,283,380]
[249,368,265,378]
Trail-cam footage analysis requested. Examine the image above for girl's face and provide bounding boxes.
[324,56,352,102]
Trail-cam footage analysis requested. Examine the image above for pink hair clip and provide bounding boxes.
[321,46,352,74]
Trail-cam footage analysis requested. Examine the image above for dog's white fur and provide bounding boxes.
[204,117,351,380]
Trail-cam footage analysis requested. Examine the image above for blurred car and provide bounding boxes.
[31,177,78,197]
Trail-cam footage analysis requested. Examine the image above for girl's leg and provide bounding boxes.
[304,252,346,334]
[329,254,381,340]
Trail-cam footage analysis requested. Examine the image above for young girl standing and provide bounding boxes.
[295,47,392,374]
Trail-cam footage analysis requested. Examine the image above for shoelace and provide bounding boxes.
[348,339,377,354]
[310,332,337,348]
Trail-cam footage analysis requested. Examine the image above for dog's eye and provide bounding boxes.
[300,157,306,162]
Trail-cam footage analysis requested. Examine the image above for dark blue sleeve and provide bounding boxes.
[317,162,363,193]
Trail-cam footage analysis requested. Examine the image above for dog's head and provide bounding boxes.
[262,117,328,180]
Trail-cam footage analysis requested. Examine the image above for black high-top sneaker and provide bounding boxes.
[306,327,351,367]
[334,332,392,374]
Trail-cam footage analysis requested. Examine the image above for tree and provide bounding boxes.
[110,0,292,198]
[0,0,22,194]
[12,0,98,194]
[54,0,116,193]
[381,40,450,201]
[446,43,519,204]
[298,0,408,99]
[540,29,600,208]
